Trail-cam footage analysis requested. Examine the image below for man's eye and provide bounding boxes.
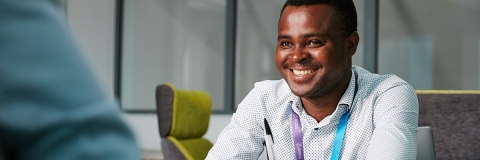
[308,40,323,46]
[280,41,291,46]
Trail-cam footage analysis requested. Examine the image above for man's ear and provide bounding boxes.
[345,31,359,57]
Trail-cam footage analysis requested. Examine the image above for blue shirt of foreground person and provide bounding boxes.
[206,0,419,159]
[0,0,139,159]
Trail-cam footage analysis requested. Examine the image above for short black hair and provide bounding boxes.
[280,0,357,37]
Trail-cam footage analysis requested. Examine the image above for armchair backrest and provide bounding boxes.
[417,91,480,159]
[156,83,213,160]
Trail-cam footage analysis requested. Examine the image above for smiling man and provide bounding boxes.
[206,0,418,159]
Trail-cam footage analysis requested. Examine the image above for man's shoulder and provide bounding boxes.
[253,79,290,94]
[248,79,295,103]
[235,79,292,114]
[353,66,414,93]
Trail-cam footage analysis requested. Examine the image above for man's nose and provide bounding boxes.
[290,47,310,63]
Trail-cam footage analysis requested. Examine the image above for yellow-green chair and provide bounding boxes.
[155,83,213,160]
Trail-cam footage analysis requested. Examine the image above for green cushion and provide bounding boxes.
[166,136,213,160]
[156,83,212,139]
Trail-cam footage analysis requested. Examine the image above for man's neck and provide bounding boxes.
[301,70,352,122]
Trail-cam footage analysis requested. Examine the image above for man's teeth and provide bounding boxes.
[293,69,314,76]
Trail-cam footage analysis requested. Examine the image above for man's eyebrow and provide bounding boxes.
[277,33,329,40]
[304,33,328,38]
[277,34,292,40]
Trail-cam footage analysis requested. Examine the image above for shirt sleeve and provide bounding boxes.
[206,86,266,160]
[0,0,140,159]
[365,83,419,159]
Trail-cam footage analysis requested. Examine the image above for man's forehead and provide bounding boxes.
[280,4,338,23]
[285,9,308,26]
[280,5,338,28]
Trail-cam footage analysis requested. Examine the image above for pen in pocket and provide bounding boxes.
[264,118,277,160]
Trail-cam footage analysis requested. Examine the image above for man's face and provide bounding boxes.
[276,4,353,98]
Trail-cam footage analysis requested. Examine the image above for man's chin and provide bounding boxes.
[289,85,314,98]
[288,82,332,99]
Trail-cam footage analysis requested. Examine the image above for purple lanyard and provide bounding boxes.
[291,71,358,160]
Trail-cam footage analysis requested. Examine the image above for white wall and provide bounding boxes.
[65,0,237,156]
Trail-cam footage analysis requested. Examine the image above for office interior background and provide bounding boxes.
[65,0,480,158]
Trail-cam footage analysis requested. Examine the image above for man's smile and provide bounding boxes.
[292,69,318,76]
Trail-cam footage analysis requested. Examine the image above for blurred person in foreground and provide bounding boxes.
[0,0,140,159]
[206,0,418,159]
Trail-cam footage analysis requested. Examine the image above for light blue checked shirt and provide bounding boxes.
[207,66,419,160]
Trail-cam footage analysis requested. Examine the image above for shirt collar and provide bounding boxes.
[338,69,357,111]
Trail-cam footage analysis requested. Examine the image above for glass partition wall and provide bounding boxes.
[378,0,480,90]
[118,0,480,112]
[120,0,226,111]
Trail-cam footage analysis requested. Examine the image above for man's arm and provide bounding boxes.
[0,0,139,159]
[206,87,265,159]
[366,83,419,159]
